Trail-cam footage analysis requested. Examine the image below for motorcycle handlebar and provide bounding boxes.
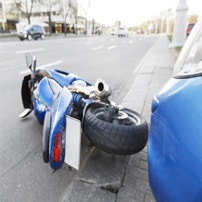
[33,56,37,73]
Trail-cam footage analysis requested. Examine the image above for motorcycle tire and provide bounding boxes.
[83,103,148,155]
[42,111,50,163]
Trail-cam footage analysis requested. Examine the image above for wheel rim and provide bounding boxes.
[94,106,139,126]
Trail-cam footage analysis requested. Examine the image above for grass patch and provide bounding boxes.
[167,34,172,42]
[175,46,182,52]
[167,34,183,54]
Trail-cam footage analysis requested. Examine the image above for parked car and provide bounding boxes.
[110,27,117,35]
[148,18,202,202]
[117,27,128,37]
[186,23,195,36]
[18,24,45,41]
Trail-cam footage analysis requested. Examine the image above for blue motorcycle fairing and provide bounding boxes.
[36,77,62,106]
[49,86,73,170]
[148,76,202,202]
[33,77,62,124]
[48,69,79,86]
[47,69,92,87]
[33,99,46,124]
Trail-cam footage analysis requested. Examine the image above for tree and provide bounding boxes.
[60,0,69,34]
[60,0,77,34]
[13,0,78,34]
[188,14,198,24]
[15,0,35,24]
[71,0,78,33]
[38,0,58,35]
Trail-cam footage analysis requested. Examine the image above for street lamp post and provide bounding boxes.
[171,0,189,47]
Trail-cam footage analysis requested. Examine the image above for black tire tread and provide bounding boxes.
[42,111,50,163]
[83,103,148,155]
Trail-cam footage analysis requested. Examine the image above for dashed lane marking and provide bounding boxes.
[15,48,44,54]
[92,46,104,50]
[107,45,117,50]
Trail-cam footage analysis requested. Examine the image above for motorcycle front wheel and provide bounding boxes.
[42,111,50,163]
[83,103,148,155]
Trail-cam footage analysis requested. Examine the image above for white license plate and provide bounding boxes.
[64,116,81,170]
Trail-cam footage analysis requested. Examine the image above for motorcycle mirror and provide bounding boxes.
[25,53,33,71]
[33,55,37,73]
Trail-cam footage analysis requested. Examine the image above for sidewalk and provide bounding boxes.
[62,35,176,202]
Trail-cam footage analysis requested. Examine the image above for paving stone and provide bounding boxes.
[80,148,129,192]
[117,186,145,202]
[62,179,116,202]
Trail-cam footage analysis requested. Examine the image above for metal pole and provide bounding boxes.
[171,0,189,47]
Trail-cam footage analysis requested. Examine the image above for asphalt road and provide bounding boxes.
[0,35,158,202]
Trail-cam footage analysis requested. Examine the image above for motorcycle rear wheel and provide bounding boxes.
[83,103,148,155]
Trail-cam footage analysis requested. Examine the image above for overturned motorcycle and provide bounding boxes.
[20,53,148,170]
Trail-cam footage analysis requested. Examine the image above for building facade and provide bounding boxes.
[0,0,78,34]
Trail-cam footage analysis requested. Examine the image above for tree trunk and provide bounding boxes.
[28,14,31,24]
[48,11,52,35]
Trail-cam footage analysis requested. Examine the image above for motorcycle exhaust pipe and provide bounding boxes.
[95,78,111,98]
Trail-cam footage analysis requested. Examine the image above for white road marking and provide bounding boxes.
[133,63,142,75]
[19,60,63,74]
[107,45,117,50]
[92,46,104,50]
[0,67,10,72]
[15,48,44,54]
[85,41,94,45]
[110,38,117,41]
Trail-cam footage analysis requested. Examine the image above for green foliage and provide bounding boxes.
[167,34,172,42]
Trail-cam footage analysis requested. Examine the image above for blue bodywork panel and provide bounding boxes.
[148,76,202,202]
[33,78,55,124]
[49,87,73,170]
[28,69,92,170]
[48,69,78,86]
